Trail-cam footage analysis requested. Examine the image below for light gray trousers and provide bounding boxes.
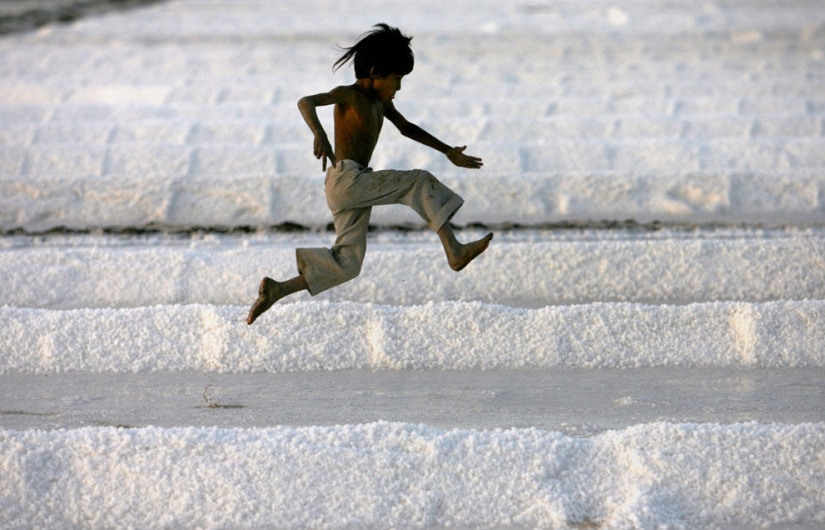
[296,160,464,295]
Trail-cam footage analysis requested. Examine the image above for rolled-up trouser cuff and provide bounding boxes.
[429,194,464,232]
[296,248,335,296]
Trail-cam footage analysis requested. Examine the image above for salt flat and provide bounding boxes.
[2,368,824,435]
[1,0,824,527]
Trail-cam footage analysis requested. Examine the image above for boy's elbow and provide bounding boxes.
[398,123,416,138]
[297,96,317,112]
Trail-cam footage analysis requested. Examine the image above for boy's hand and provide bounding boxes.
[314,135,336,171]
[446,146,483,169]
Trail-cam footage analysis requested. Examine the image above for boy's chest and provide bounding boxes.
[336,101,385,135]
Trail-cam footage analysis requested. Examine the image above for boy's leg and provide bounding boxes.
[247,206,371,325]
[356,168,463,233]
[295,206,371,294]
[356,167,493,270]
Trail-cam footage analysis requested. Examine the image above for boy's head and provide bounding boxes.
[334,23,414,79]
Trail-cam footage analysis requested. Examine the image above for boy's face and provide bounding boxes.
[372,73,404,102]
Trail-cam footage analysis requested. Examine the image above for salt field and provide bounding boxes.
[1,0,825,527]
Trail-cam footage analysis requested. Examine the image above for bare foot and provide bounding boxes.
[247,277,284,325]
[448,232,493,271]
[247,275,309,324]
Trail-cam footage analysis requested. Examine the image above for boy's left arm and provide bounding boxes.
[385,103,483,169]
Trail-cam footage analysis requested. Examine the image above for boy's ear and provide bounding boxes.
[369,66,383,79]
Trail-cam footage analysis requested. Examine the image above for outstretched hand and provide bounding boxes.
[314,135,336,171]
[446,146,483,169]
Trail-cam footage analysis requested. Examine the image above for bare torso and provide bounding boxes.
[333,86,385,167]
[298,75,481,173]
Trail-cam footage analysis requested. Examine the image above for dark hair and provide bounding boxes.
[333,23,414,79]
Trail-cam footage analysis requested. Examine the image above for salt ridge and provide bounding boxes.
[3,168,825,232]
[2,232,824,309]
[2,421,823,528]
[2,300,823,373]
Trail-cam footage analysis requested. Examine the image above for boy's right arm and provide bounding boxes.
[298,89,344,170]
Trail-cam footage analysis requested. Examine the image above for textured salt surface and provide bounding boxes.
[2,0,824,527]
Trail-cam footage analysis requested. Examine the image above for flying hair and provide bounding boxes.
[333,23,414,79]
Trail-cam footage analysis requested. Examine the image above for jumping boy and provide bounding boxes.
[247,23,493,325]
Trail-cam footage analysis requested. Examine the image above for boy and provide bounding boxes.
[247,23,492,325]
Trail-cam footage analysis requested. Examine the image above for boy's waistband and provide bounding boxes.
[333,159,372,172]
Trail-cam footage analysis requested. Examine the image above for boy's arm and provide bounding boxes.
[298,89,344,170]
[385,102,483,169]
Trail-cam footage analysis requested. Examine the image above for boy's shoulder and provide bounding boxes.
[327,84,379,109]
[329,84,359,100]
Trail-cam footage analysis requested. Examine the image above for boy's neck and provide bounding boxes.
[354,78,379,100]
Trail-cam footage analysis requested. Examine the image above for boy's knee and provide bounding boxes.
[341,260,362,281]
[413,169,442,193]
[417,169,436,183]
[335,245,364,281]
